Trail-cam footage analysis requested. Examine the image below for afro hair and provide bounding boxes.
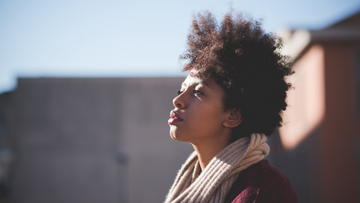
[180,11,293,140]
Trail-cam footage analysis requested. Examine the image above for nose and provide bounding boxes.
[173,91,187,109]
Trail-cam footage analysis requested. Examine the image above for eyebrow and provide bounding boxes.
[181,81,209,87]
[201,81,209,87]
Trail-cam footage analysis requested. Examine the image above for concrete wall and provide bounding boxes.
[0,78,193,203]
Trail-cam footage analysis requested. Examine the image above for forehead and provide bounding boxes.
[181,74,203,87]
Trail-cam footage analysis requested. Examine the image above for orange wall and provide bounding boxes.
[321,43,360,203]
[280,45,326,202]
[279,45,325,151]
[280,43,360,202]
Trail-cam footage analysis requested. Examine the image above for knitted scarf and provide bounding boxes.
[164,133,270,203]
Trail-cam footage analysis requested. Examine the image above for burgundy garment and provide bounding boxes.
[224,160,298,203]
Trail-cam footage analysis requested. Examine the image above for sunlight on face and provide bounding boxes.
[168,70,229,145]
[181,74,204,89]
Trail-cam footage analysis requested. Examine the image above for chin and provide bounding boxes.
[169,130,180,141]
[170,134,178,141]
[169,127,188,142]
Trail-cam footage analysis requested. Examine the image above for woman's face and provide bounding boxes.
[168,70,230,144]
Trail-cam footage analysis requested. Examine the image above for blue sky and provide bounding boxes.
[0,0,359,79]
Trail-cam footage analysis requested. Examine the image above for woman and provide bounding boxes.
[165,11,297,203]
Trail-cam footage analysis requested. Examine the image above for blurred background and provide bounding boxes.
[0,0,360,202]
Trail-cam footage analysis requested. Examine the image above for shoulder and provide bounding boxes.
[254,160,298,203]
[225,160,298,203]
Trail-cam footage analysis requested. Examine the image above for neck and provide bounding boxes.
[191,134,232,170]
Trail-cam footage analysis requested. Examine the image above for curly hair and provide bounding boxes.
[180,11,293,139]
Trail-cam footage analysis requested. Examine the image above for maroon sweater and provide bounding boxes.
[224,160,298,203]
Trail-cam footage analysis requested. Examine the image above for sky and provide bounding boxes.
[0,0,359,82]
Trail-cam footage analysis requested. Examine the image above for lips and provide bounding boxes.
[168,110,183,124]
[171,111,183,120]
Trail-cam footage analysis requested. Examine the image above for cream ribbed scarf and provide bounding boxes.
[165,133,270,203]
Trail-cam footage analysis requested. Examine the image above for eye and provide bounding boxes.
[193,89,203,95]
[177,90,183,95]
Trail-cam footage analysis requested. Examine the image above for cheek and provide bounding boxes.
[190,104,225,129]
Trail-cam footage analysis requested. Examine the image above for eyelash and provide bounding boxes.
[193,90,203,95]
[177,89,203,95]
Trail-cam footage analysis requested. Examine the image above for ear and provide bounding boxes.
[223,108,243,128]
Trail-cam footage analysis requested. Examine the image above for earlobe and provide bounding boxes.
[223,108,243,128]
